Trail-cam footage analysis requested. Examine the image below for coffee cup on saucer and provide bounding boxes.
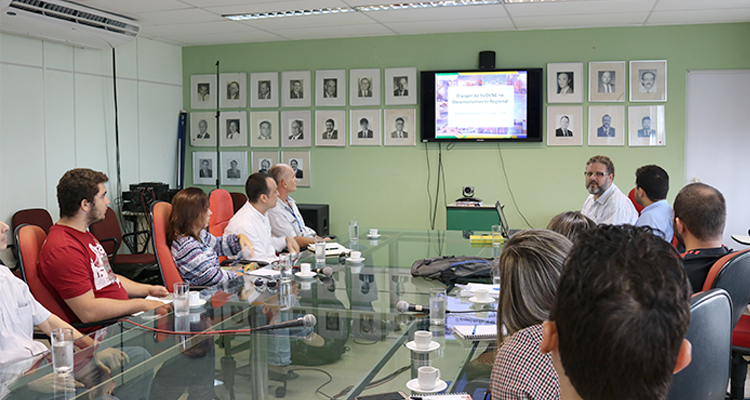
[414,330,431,350]
[300,263,311,275]
[475,287,490,302]
[350,251,362,261]
[369,229,378,236]
[417,366,441,390]
[189,291,199,304]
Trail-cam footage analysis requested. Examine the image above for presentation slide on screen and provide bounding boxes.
[435,71,528,139]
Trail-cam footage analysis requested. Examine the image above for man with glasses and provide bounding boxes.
[581,155,637,225]
[267,164,324,248]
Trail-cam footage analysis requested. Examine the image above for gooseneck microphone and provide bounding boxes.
[253,314,317,332]
[396,301,429,313]
[314,266,333,277]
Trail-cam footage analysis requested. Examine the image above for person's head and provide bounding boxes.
[497,230,572,342]
[260,121,271,137]
[635,164,669,205]
[559,115,570,131]
[325,119,335,132]
[260,159,271,170]
[546,211,596,242]
[542,225,692,400]
[359,118,369,129]
[290,159,299,170]
[600,71,613,84]
[395,117,404,131]
[291,120,302,134]
[57,169,110,225]
[228,120,238,133]
[259,81,270,95]
[291,80,301,92]
[198,119,208,133]
[325,79,336,96]
[269,163,297,196]
[228,81,240,97]
[230,160,238,169]
[201,160,209,170]
[197,84,208,96]
[168,187,210,245]
[557,72,571,89]
[641,116,652,130]
[0,219,9,251]
[397,77,407,90]
[641,71,656,90]
[245,172,278,212]
[601,114,611,129]
[360,78,370,91]
[584,155,615,196]
[673,182,726,242]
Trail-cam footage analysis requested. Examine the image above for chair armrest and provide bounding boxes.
[98,237,120,264]
[71,315,125,331]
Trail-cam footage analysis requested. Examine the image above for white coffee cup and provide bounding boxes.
[189,291,199,303]
[300,263,311,275]
[475,287,490,302]
[351,251,361,260]
[369,228,378,236]
[414,330,432,349]
[417,366,441,390]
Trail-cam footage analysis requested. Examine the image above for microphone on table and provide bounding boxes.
[253,314,317,332]
[396,301,429,313]
[314,266,333,277]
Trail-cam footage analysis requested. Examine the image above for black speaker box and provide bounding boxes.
[297,204,329,236]
[479,51,495,70]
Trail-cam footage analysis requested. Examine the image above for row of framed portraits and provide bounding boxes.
[190,67,417,110]
[190,109,417,148]
[547,105,665,147]
[548,60,667,103]
[193,151,311,187]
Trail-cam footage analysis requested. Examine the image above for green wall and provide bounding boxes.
[182,23,750,236]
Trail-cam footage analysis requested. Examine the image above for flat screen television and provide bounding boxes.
[420,68,543,143]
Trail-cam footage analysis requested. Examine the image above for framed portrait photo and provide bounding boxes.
[282,71,311,108]
[315,69,346,107]
[547,106,583,146]
[628,105,665,146]
[252,151,279,175]
[588,105,625,146]
[281,110,311,148]
[250,111,279,148]
[350,69,381,107]
[315,110,345,147]
[630,60,667,102]
[219,73,247,108]
[193,152,217,185]
[547,63,583,104]
[219,111,247,147]
[190,75,216,109]
[350,109,381,146]
[384,109,416,146]
[190,112,215,147]
[282,151,311,187]
[220,151,248,186]
[250,72,278,108]
[589,61,625,102]
[384,67,417,105]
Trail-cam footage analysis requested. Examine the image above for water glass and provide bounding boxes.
[349,220,359,242]
[429,287,447,326]
[491,264,501,286]
[315,237,326,264]
[51,327,74,374]
[173,282,189,317]
[279,254,293,282]
[491,225,503,247]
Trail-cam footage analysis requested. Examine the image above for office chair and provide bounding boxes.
[150,201,184,291]
[666,288,732,400]
[701,248,750,400]
[627,187,645,215]
[89,207,158,283]
[9,208,54,268]
[230,192,247,214]
[209,189,234,237]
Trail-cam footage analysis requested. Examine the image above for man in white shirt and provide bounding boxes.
[267,164,320,248]
[225,173,299,263]
[581,155,637,225]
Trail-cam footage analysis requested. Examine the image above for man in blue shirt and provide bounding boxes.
[634,165,673,242]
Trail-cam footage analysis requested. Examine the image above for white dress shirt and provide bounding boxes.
[581,183,638,225]
[267,195,317,240]
[225,202,285,263]
[0,265,51,366]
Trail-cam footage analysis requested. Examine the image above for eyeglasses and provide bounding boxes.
[584,171,610,178]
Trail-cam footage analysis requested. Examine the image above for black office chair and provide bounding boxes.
[666,288,732,400]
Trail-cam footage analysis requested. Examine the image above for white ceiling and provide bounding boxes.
[74,0,750,47]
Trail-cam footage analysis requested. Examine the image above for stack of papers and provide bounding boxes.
[458,283,499,298]
[305,242,350,257]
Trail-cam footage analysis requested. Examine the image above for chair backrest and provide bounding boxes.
[702,248,750,327]
[666,288,732,400]
[12,208,54,234]
[15,224,72,320]
[150,201,183,291]
[230,192,247,214]
[89,207,122,256]
[209,189,234,237]
[627,187,645,215]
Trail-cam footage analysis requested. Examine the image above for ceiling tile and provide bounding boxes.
[385,18,515,35]
[506,0,655,18]
[141,21,255,36]
[654,0,750,11]
[236,12,373,30]
[269,23,396,40]
[204,0,353,15]
[362,5,508,23]
[75,0,190,16]
[131,8,226,25]
[647,9,750,24]
[513,12,649,30]
[156,30,287,46]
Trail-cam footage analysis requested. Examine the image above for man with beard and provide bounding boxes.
[581,155,637,225]
[40,169,168,328]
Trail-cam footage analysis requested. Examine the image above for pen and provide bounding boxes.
[472,324,477,335]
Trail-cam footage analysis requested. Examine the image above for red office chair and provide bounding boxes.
[150,201,183,292]
[9,208,54,268]
[701,248,750,400]
[627,188,645,215]
[209,189,233,237]
[230,192,247,214]
[89,207,158,282]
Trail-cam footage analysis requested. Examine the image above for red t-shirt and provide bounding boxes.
[39,224,129,324]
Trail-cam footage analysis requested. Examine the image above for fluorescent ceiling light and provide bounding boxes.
[224,7,355,21]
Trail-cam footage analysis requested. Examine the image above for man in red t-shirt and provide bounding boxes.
[40,168,168,325]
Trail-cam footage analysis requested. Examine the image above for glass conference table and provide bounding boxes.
[3,229,500,400]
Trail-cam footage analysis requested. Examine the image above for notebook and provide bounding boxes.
[453,325,497,341]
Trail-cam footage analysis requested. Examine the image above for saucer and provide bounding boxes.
[469,296,495,304]
[295,271,317,278]
[189,299,206,308]
[406,378,447,393]
[367,234,381,239]
[405,340,440,353]
[346,257,365,263]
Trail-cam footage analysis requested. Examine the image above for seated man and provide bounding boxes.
[634,164,673,242]
[225,172,299,263]
[673,182,731,292]
[39,169,167,326]
[541,225,692,400]
[267,164,321,248]
[581,155,637,225]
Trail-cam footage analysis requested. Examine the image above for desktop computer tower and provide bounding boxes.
[297,204,329,236]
